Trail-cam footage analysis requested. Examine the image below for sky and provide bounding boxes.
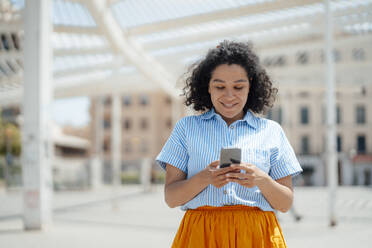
[52,97,90,127]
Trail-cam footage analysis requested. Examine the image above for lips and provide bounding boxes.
[221,102,238,108]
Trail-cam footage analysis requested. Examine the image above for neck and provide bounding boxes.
[219,112,244,126]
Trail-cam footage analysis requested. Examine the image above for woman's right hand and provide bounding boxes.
[198,161,238,188]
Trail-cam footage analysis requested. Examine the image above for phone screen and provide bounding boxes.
[219,148,241,168]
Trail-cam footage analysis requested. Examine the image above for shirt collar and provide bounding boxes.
[200,108,258,129]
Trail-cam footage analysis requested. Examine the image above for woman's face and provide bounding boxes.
[208,64,250,125]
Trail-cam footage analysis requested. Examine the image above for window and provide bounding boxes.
[140,118,148,130]
[266,109,272,120]
[361,86,366,96]
[103,138,110,152]
[265,56,287,67]
[275,56,286,67]
[321,105,325,124]
[103,96,111,106]
[336,106,341,124]
[356,105,366,124]
[357,135,366,154]
[103,119,111,129]
[301,136,310,154]
[322,105,340,124]
[11,33,19,50]
[296,51,308,65]
[320,49,341,62]
[0,64,7,76]
[352,48,365,61]
[166,118,172,128]
[1,34,9,50]
[333,49,341,62]
[165,96,172,105]
[299,91,309,97]
[139,95,149,106]
[300,107,309,124]
[123,119,131,130]
[278,107,282,125]
[267,107,282,124]
[122,96,131,106]
[337,135,342,152]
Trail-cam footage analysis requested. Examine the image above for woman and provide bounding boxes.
[156,40,302,248]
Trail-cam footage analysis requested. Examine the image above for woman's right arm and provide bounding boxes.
[164,161,236,208]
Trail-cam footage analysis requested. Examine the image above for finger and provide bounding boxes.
[230,163,255,172]
[226,172,248,180]
[210,160,220,166]
[215,166,241,175]
[214,174,226,181]
[209,161,219,167]
[208,161,220,170]
[228,179,255,188]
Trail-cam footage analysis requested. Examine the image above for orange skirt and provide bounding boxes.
[172,205,287,248]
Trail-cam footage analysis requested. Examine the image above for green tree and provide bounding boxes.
[0,109,21,156]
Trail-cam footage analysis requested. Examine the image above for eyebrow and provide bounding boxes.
[211,79,248,83]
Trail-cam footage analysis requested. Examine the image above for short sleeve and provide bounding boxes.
[156,118,189,173]
[269,124,302,180]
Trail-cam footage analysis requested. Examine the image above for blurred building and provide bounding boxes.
[53,125,90,190]
[90,91,178,182]
[267,84,371,186]
[262,41,372,186]
[0,106,91,189]
[0,106,21,125]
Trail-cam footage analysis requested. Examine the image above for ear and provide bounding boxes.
[208,83,211,94]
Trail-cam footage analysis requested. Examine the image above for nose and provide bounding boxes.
[225,88,234,98]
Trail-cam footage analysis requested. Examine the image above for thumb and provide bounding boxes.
[209,160,219,168]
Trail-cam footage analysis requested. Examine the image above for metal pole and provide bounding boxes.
[324,0,337,227]
[111,94,121,187]
[141,158,152,192]
[95,97,104,160]
[111,94,121,210]
[90,96,104,189]
[22,0,53,230]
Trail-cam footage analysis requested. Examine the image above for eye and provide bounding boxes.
[234,87,244,90]
[215,86,225,90]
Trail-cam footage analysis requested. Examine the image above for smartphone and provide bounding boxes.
[219,148,241,168]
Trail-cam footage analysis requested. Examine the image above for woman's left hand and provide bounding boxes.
[226,163,270,188]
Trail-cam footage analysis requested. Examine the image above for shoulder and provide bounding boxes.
[176,113,208,127]
[175,115,198,127]
[255,116,283,133]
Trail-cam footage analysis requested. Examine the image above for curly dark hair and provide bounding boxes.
[182,40,277,114]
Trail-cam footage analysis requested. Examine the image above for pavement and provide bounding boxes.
[0,185,372,248]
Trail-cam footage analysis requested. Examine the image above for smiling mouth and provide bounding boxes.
[221,102,238,108]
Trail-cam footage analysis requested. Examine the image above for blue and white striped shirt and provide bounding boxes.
[156,108,302,211]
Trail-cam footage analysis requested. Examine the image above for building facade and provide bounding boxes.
[265,84,372,186]
[90,91,181,181]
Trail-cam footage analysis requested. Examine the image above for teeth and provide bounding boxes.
[224,103,234,107]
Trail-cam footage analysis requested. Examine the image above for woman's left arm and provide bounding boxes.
[227,164,293,213]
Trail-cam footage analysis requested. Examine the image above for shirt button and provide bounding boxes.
[223,190,227,195]
[230,126,234,129]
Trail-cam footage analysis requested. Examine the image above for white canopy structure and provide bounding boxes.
[0,0,371,104]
